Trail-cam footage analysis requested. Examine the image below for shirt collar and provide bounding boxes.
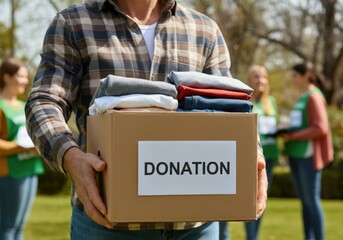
[98,0,177,22]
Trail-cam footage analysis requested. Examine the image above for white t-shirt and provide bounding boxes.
[139,23,157,60]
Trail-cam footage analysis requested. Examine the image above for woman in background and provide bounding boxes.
[280,62,333,240]
[0,58,44,240]
[245,65,279,240]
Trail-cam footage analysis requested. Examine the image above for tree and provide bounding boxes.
[234,0,343,106]
[187,0,260,76]
[0,22,12,58]
[0,0,20,58]
[187,0,343,107]
[46,0,83,12]
[0,0,83,62]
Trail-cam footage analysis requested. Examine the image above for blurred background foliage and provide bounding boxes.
[0,0,342,197]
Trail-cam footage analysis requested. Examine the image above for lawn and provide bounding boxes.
[25,196,343,240]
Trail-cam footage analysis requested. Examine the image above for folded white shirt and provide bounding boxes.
[89,94,178,115]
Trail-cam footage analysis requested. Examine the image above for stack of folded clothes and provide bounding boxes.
[89,75,178,115]
[165,71,254,113]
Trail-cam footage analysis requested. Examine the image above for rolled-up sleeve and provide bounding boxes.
[25,12,82,173]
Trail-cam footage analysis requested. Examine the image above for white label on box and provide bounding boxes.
[138,141,236,196]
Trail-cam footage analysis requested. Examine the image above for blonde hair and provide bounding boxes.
[247,65,274,115]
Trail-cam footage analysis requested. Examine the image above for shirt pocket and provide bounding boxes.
[164,47,206,73]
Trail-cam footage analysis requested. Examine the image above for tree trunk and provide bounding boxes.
[9,0,17,57]
[321,0,336,104]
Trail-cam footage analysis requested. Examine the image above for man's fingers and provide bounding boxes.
[88,181,107,216]
[76,178,110,228]
[256,201,266,219]
[257,155,266,171]
[82,198,112,228]
[77,170,110,227]
[64,148,110,227]
[86,153,107,172]
[256,167,268,217]
[82,154,108,216]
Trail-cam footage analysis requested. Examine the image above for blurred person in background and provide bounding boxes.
[280,62,333,240]
[244,65,280,240]
[0,58,44,240]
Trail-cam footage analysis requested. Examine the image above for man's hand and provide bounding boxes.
[63,147,112,228]
[257,155,268,218]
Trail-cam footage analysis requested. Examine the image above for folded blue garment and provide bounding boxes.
[178,95,253,113]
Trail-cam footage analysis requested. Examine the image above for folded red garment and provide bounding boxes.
[177,85,251,101]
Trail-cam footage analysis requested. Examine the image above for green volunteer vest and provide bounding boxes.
[284,86,323,158]
[254,96,279,160]
[0,99,44,178]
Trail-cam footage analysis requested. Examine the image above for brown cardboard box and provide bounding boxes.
[87,111,257,224]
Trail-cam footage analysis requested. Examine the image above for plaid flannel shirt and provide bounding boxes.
[26,0,233,230]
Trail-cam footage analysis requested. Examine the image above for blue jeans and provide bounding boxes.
[178,96,253,112]
[289,156,324,240]
[244,159,275,240]
[0,175,38,240]
[71,205,219,240]
[219,221,230,240]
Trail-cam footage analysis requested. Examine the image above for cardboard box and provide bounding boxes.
[87,111,257,224]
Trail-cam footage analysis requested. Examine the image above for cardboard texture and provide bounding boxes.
[87,111,257,224]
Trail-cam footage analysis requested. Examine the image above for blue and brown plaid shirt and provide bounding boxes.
[26,0,231,230]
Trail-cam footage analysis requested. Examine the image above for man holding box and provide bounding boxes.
[25,0,268,239]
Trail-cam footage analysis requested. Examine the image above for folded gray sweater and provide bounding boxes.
[91,75,178,105]
[165,71,253,95]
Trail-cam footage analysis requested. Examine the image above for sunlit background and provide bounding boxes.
[0,0,342,239]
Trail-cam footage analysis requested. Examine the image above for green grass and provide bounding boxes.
[25,195,71,240]
[229,199,343,239]
[25,196,343,240]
